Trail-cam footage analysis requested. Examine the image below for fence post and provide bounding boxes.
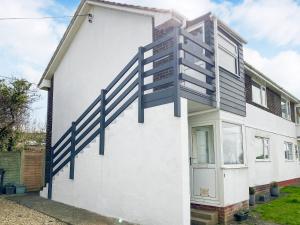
[138,46,144,123]
[69,122,76,180]
[100,89,107,155]
[173,27,181,117]
[47,146,53,199]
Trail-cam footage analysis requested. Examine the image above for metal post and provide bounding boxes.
[69,122,76,180]
[138,46,145,123]
[174,27,181,117]
[47,146,53,199]
[100,89,106,155]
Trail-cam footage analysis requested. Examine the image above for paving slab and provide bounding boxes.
[6,194,136,225]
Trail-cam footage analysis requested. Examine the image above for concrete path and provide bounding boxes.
[7,194,136,225]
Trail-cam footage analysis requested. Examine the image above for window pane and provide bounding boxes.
[264,139,270,159]
[192,126,215,164]
[218,34,237,55]
[281,99,290,119]
[255,137,264,159]
[252,84,261,105]
[222,122,244,164]
[219,48,237,74]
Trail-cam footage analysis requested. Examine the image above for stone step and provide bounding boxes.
[191,217,212,225]
[191,208,218,222]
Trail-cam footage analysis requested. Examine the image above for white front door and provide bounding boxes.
[190,125,218,202]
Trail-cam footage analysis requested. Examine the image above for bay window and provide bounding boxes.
[222,122,244,165]
[255,137,270,160]
[218,33,238,75]
[284,142,294,160]
[252,80,267,107]
[281,98,291,120]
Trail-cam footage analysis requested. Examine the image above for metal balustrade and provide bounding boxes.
[47,27,216,199]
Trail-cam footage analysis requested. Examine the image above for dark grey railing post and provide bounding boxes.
[69,122,76,180]
[138,46,144,123]
[47,146,53,199]
[100,89,106,155]
[174,27,181,117]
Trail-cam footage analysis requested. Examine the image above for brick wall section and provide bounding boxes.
[152,19,181,89]
[245,73,288,118]
[192,200,249,225]
[267,87,282,117]
[253,177,300,194]
[291,102,296,123]
[45,78,53,184]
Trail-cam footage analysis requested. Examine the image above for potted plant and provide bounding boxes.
[4,183,15,195]
[249,187,256,206]
[270,182,279,197]
[15,184,26,194]
[234,209,249,221]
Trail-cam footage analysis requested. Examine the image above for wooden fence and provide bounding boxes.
[0,148,45,192]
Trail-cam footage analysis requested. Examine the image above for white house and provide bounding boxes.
[39,1,300,224]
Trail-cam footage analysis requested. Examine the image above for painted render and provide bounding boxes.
[41,100,190,225]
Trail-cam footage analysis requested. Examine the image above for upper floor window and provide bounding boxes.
[296,106,300,124]
[222,122,244,165]
[284,142,294,160]
[252,80,267,107]
[255,136,270,160]
[218,33,238,76]
[281,98,291,120]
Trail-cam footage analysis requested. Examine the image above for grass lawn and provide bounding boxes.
[254,186,300,225]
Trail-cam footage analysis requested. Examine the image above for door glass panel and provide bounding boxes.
[192,125,215,164]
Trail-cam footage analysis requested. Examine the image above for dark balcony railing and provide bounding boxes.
[46,27,215,199]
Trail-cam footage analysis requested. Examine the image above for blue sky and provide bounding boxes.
[1,0,300,129]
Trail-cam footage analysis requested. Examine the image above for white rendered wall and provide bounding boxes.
[245,103,300,187]
[188,103,300,208]
[42,100,190,225]
[52,6,153,144]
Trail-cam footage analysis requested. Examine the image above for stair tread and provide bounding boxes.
[191,216,210,221]
[191,208,218,216]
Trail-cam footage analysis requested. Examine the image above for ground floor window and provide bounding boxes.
[222,122,244,165]
[284,142,294,160]
[255,137,270,160]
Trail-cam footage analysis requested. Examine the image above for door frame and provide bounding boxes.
[189,120,220,204]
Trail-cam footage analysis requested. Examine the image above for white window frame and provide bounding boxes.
[252,80,267,107]
[284,142,294,161]
[281,97,291,120]
[255,136,270,161]
[218,32,239,76]
[221,121,246,168]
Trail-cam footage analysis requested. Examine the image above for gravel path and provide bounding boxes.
[0,197,67,225]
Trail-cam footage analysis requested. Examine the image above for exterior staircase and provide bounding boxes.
[44,26,216,199]
[191,209,218,225]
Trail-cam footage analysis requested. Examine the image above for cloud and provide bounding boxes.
[244,47,300,98]
[222,0,300,47]
[0,0,73,125]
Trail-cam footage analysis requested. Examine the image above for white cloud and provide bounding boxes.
[0,0,71,82]
[223,0,300,47]
[0,0,72,125]
[244,47,300,98]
